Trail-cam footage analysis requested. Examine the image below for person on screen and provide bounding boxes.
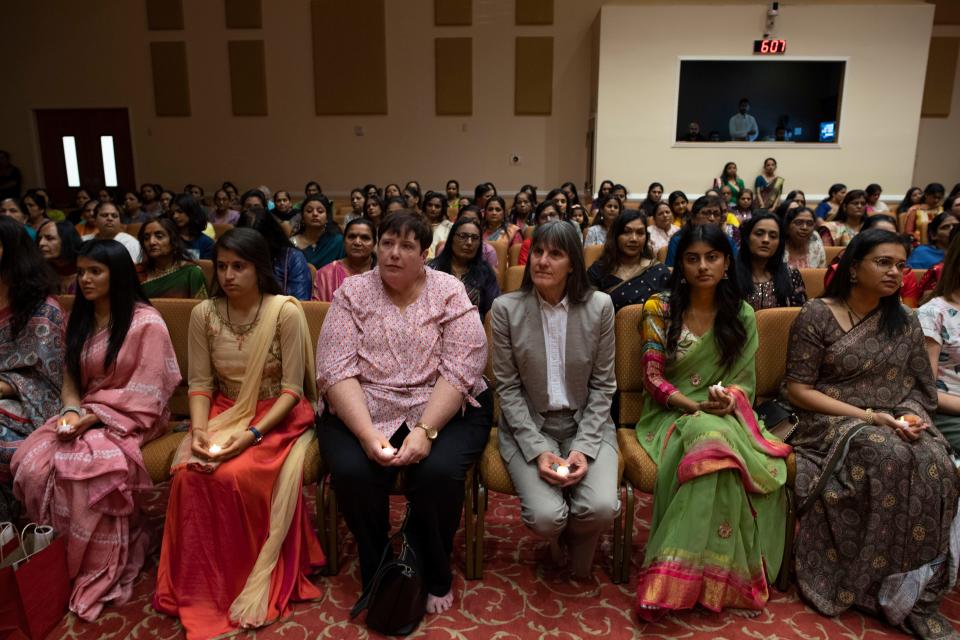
[683,122,704,142]
[729,98,759,142]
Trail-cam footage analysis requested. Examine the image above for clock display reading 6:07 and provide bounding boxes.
[753,39,787,54]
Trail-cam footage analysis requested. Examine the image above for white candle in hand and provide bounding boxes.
[57,419,72,435]
[208,444,222,455]
[710,381,725,394]
[555,464,570,478]
[380,446,396,457]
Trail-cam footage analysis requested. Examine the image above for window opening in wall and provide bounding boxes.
[62,136,80,187]
[100,136,118,187]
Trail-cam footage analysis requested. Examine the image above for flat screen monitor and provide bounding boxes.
[819,121,837,143]
[676,60,845,143]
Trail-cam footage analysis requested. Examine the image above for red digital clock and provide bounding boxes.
[753,39,787,54]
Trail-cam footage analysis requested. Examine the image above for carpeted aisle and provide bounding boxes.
[45,484,957,640]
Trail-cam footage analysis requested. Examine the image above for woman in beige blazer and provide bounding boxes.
[491,220,619,578]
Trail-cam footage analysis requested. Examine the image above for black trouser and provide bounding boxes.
[316,389,492,596]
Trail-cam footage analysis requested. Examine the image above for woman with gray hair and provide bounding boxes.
[491,220,619,578]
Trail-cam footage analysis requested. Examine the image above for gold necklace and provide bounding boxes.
[223,295,263,349]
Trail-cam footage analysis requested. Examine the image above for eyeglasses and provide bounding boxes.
[699,209,723,221]
[454,232,481,243]
[791,219,815,228]
[869,257,907,272]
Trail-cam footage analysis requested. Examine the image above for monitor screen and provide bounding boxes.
[676,60,845,143]
[819,121,837,143]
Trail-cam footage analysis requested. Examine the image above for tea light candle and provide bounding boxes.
[896,417,910,430]
[380,446,396,457]
[555,464,570,478]
[57,418,72,435]
[208,444,222,455]
[710,381,725,394]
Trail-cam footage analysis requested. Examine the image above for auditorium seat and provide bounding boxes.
[212,223,233,239]
[799,268,826,299]
[656,246,668,263]
[198,259,214,289]
[508,243,521,266]
[125,223,142,238]
[487,240,508,286]
[584,243,604,268]
[504,266,524,293]
[824,245,843,264]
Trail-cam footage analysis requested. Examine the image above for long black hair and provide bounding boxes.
[823,228,908,337]
[594,209,653,276]
[735,212,795,306]
[897,187,922,214]
[236,206,294,266]
[429,217,495,290]
[173,193,208,238]
[0,217,57,337]
[210,228,282,298]
[296,194,341,238]
[667,224,746,372]
[834,189,866,224]
[67,239,149,385]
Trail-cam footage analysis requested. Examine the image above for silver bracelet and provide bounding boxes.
[59,406,82,418]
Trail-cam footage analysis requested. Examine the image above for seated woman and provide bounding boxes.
[754,157,784,210]
[585,194,621,246]
[664,195,738,267]
[920,233,960,451]
[85,202,142,263]
[290,195,344,269]
[897,187,924,217]
[0,218,64,521]
[903,183,946,242]
[646,202,678,257]
[492,220,618,578]
[154,229,324,637]
[37,219,82,294]
[75,198,98,238]
[123,190,149,224]
[429,217,500,319]
[239,207,312,300]
[344,187,365,224]
[731,188,756,225]
[814,183,847,220]
[209,188,241,225]
[482,195,521,247]
[639,182,664,217]
[785,228,960,638]
[818,189,867,247]
[315,212,491,615]
[518,201,562,266]
[668,191,688,228]
[363,194,384,228]
[782,206,826,268]
[12,239,179,621]
[588,210,670,312]
[908,212,958,269]
[735,212,807,310]
[137,217,207,298]
[424,190,452,259]
[435,205,499,272]
[172,194,215,260]
[2,198,37,240]
[313,218,376,302]
[510,190,535,232]
[866,183,888,215]
[635,224,790,619]
[22,189,53,233]
[273,189,297,224]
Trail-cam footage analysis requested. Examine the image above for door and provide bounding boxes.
[34,108,135,208]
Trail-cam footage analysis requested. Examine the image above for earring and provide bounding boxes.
[722,272,729,280]
[850,274,857,284]
[680,276,687,284]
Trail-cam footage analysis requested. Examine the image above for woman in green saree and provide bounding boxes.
[137,217,207,299]
[635,224,790,621]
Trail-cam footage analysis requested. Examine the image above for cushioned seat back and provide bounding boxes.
[799,268,826,299]
[153,298,204,417]
[212,223,233,239]
[198,259,214,290]
[584,243,604,268]
[125,223,142,239]
[615,304,646,425]
[656,246,668,263]
[505,265,525,293]
[508,243,521,266]
[754,307,801,400]
[302,301,330,354]
[824,245,843,264]
[486,240,508,286]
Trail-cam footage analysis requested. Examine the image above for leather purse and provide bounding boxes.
[756,399,799,443]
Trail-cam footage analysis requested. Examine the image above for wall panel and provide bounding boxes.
[435,0,471,26]
[149,41,190,116]
[515,37,553,115]
[922,37,959,116]
[435,38,472,115]
[228,40,268,115]
[225,0,262,29]
[146,0,183,30]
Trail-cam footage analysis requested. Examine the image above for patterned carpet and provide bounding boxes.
[42,483,960,640]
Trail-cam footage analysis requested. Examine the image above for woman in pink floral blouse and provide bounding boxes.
[315,211,492,616]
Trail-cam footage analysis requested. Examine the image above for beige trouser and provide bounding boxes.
[505,410,620,576]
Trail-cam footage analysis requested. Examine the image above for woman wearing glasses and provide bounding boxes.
[429,217,500,319]
[784,229,960,638]
[782,206,826,269]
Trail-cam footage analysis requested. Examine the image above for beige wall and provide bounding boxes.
[914,24,960,188]
[0,0,606,198]
[594,2,935,197]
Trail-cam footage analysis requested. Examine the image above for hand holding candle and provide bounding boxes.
[554,464,570,478]
[208,443,222,455]
[56,418,73,435]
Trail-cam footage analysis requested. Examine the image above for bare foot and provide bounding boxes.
[426,589,454,614]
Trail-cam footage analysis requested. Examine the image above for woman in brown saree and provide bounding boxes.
[784,228,960,639]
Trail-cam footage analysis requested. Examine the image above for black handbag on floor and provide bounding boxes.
[350,507,426,636]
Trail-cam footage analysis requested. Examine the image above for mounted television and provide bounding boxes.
[675,59,846,144]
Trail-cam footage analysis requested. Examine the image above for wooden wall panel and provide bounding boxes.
[146,0,183,30]
[435,0,471,26]
[228,40,268,116]
[311,0,387,115]
[150,41,191,116]
[922,37,959,117]
[225,0,262,29]
[435,38,472,115]
[515,37,553,115]
[516,0,553,25]
[931,0,960,25]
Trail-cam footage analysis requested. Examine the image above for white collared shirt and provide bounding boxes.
[728,113,759,141]
[537,293,570,410]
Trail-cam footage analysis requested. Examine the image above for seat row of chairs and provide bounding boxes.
[55,294,807,585]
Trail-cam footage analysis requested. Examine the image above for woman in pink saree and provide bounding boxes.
[11,239,180,621]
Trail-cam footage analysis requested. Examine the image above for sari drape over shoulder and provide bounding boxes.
[155,295,324,640]
[0,298,65,520]
[11,304,180,621]
[785,299,960,639]
[139,262,208,299]
[634,294,789,619]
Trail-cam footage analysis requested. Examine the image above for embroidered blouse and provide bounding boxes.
[315,268,488,438]
[640,293,701,406]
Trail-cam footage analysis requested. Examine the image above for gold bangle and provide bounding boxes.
[864,408,875,425]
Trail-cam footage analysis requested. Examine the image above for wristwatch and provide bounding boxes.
[248,426,264,445]
[414,422,437,440]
